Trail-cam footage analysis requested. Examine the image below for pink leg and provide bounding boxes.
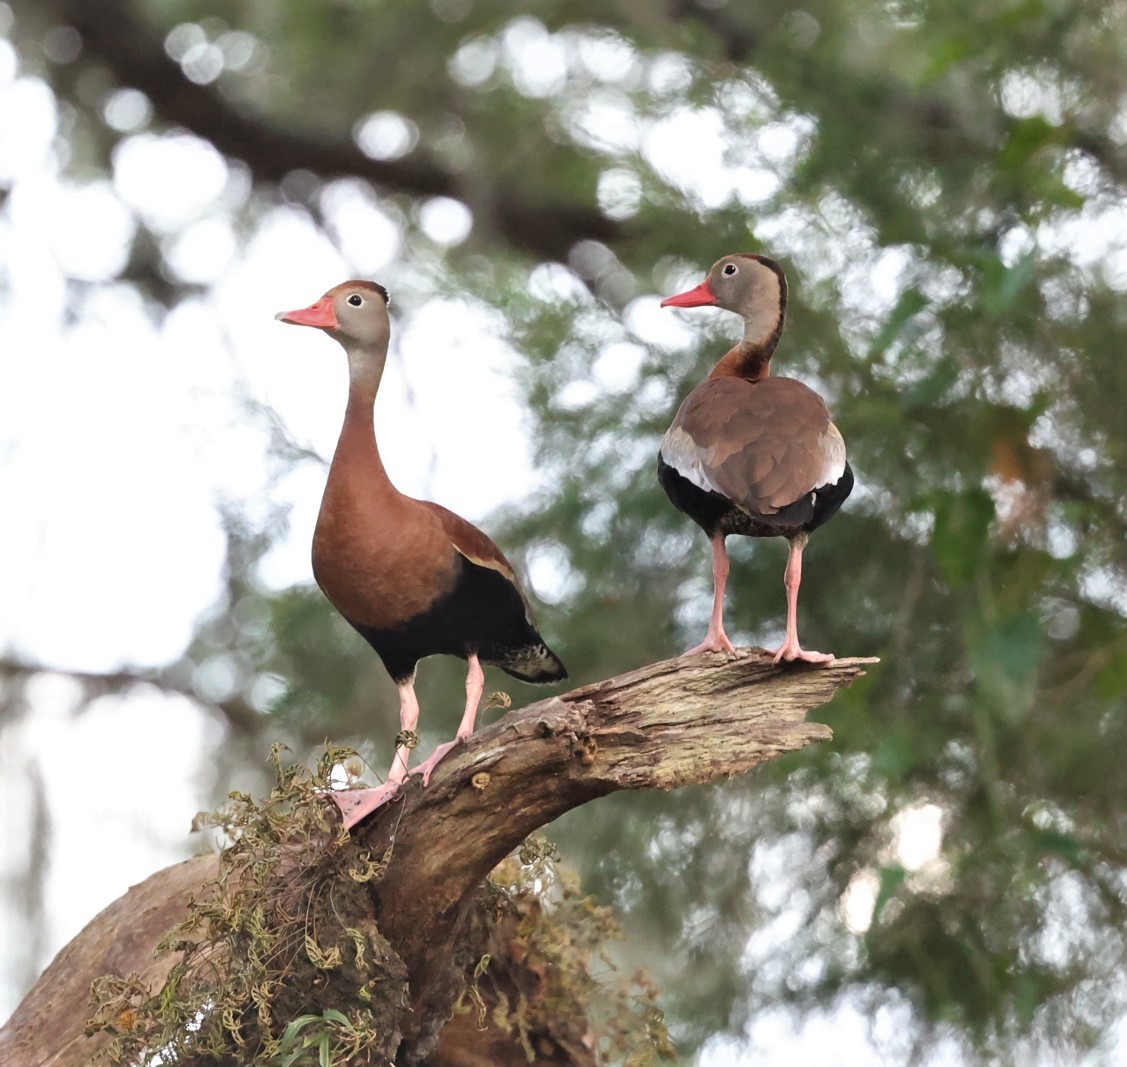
[684,534,738,656]
[772,534,834,665]
[331,680,419,828]
[411,653,485,786]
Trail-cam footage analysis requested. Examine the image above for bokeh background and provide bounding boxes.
[3,0,1127,1063]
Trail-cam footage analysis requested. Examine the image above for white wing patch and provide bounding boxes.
[660,426,726,496]
[814,422,847,489]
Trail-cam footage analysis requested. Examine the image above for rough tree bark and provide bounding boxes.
[0,649,876,1067]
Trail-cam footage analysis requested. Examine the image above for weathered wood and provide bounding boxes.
[0,649,875,1067]
[0,855,216,1067]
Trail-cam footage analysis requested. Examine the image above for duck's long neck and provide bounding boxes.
[708,274,786,382]
[328,346,395,495]
[707,334,778,382]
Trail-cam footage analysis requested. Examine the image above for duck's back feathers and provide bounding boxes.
[659,376,851,537]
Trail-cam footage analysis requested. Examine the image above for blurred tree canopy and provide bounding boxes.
[4,0,1127,1061]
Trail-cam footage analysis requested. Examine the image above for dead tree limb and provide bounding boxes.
[0,649,875,1067]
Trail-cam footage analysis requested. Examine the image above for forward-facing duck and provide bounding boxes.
[658,253,853,663]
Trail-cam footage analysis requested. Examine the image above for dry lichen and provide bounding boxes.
[457,837,677,1065]
[86,747,675,1066]
[86,744,406,1066]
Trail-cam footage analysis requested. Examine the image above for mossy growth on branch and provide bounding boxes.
[87,744,405,1065]
[462,840,677,1065]
[85,744,675,1066]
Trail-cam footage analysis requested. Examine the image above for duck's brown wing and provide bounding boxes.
[660,376,846,517]
[418,501,566,682]
[419,501,521,585]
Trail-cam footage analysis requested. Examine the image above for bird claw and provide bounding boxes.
[330,781,403,829]
[772,641,835,665]
[682,633,739,658]
[411,737,465,786]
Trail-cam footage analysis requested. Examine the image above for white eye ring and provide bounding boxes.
[722,263,738,276]
[347,293,363,306]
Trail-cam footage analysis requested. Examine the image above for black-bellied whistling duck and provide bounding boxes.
[657,253,853,664]
[276,281,566,826]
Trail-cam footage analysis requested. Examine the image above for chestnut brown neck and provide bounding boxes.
[707,338,776,382]
[327,376,396,499]
[706,266,785,382]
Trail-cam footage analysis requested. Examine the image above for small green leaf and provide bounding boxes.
[277,1013,326,1056]
[870,287,928,358]
[998,115,1057,170]
[871,865,907,929]
[981,252,1036,315]
[1028,828,1083,866]
[932,488,996,586]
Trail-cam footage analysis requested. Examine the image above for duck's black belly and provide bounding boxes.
[348,554,565,685]
[658,455,854,540]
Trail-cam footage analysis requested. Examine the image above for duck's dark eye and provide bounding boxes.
[722,263,738,276]
[347,294,363,307]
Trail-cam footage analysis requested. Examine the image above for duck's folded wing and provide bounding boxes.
[418,501,518,576]
[660,377,846,518]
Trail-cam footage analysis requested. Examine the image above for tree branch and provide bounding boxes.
[0,649,875,1067]
[39,0,619,263]
[0,656,262,737]
[0,855,216,1067]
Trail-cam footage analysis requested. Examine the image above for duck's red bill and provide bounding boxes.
[660,279,717,308]
[276,296,338,328]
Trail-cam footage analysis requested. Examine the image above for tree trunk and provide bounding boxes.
[0,649,876,1067]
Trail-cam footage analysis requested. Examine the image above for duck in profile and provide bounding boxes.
[277,281,566,826]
